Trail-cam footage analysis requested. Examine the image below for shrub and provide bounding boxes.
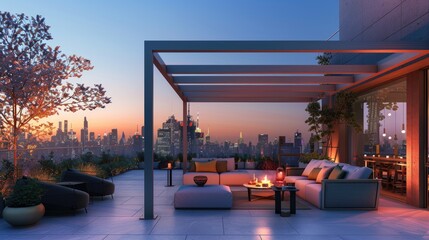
[6,177,43,207]
[256,158,278,170]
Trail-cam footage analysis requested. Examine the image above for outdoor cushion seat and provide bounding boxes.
[60,169,115,197]
[219,170,250,185]
[174,185,232,209]
[38,181,89,213]
[305,182,322,208]
[295,179,318,199]
[284,175,308,184]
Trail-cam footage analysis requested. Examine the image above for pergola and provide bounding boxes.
[143,40,429,219]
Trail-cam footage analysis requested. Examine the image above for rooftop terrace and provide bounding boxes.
[0,169,428,239]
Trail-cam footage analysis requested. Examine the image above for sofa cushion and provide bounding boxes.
[216,161,228,173]
[305,183,322,208]
[219,170,251,185]
[214,158,235,171]
[308,168,321,180]
[328,165,346,179]
[189,161,196,172]
[302,159,323,176]
[342,164,361,179]
[347,167,373,179]
[196,161,217,172]
[320,160,337,168]
[316,166,335,183]
[295,179,317,199]
[284,175,308,185]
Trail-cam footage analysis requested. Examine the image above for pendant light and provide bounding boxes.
[394,105,398,141]
[401,102,406,134]
[382,108,386,137]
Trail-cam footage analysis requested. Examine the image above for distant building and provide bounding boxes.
[110,129,118,146]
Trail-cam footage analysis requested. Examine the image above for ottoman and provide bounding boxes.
[174,185,233,209]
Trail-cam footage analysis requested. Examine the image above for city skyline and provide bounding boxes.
[2,1,339,144]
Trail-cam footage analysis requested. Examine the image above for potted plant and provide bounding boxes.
[305,91,361,159]
[3,177,45,226]
[245,158,255,169]
[137,151,144,169]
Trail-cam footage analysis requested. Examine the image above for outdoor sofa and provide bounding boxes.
[182,158,276,185]
[60,169,115,198]
[38,180,89,213]
[284,159,381,210]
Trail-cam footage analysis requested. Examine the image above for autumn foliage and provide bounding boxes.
[0,12,111,177]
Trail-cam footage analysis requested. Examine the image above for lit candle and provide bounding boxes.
[168,163,172,169]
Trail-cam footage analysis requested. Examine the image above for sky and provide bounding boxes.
[2,0,339,144]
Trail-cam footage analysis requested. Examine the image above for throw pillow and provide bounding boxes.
[308,168,322,180]
[216,161,228,173]
[302,159,323,176]
[347,167,373,179]
[195,161,217,173]
[328,165,346,179]
[316,166,335,183]
[189,161,196,172]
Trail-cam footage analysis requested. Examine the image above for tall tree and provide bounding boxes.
[0,12,111,178]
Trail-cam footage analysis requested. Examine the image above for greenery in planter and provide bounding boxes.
[305,91,361,157]
[299,152,328,164]
[0,159,14,196]
[256,157,278,170]
[5,178,43,208]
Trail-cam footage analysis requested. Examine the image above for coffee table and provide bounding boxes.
[243,183,280,201]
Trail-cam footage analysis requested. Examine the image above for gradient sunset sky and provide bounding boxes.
[3,0,339,144]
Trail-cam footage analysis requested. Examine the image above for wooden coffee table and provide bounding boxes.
[243,183,278,201]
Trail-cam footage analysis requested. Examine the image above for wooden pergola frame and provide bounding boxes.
[143,40,429,219]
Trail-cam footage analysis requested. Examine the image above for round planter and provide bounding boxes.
[3,204,45,226]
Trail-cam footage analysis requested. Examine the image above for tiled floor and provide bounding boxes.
[0,169,428,239]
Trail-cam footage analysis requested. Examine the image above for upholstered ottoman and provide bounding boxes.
[174,185,233,209]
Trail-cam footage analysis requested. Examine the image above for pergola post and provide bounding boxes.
[182,101,188,173]
[142,42,156,220]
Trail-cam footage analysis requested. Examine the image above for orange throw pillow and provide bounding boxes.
[195,161,217,173]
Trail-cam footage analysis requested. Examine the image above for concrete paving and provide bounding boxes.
[0,169,428,240]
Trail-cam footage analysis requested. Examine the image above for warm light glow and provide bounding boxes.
[388,136,392,140]
[364,154,367,157]
[382,128,386,137]
[387,112,392,117]
[401,123,406,134]
[386,155,390,158]
[261,175,271,187]
[167,163,172,169]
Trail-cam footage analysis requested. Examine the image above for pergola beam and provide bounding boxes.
[188,97,314,102]
[184,91,325,98]
[153,53,187,101]
[168,65,377,74]
[146,40,429,53]
[174,76,354,84]
[180,84,336,92]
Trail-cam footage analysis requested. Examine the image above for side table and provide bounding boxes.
[281,186,299,216]
[163,168,174,187]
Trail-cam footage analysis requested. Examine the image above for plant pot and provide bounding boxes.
[0,198,4,218]
[236,162,245,169]
[174,161,182,169]
[3,203,45,226]
[245,162,255,169]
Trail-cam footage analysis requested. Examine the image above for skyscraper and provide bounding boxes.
[110,129,118,146]
[64,120,69,141]
[294,130,303,153]
[80,117,89,148]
